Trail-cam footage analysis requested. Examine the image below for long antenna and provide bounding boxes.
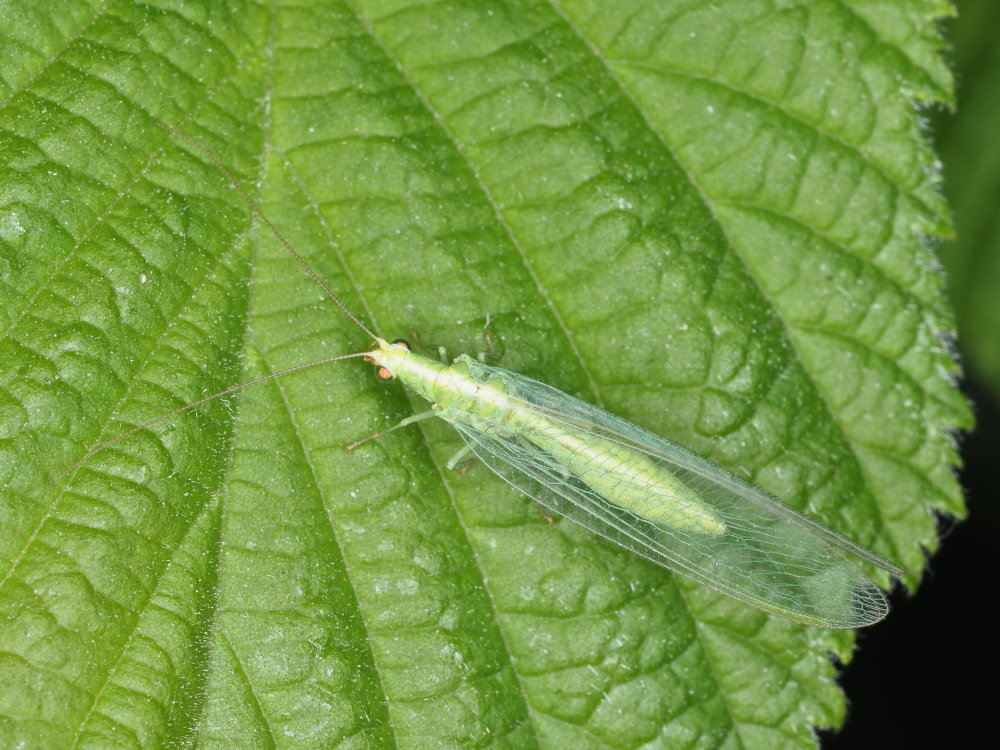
[60,352,370,480]
[153,121,380,341]
[62,124,385,481]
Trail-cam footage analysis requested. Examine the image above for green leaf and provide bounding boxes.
[934,0,1000,398]
[0,1,970,748]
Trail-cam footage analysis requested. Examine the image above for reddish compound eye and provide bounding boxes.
[376,366,395,382]
[391,338,411,350]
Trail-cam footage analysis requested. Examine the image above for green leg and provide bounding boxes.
[346,408,439,451]
[397,409,439,429]
[445,443,475,471]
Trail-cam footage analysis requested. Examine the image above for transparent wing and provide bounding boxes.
[446,359,899,628]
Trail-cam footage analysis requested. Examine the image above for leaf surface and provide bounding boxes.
[0,1,970,748]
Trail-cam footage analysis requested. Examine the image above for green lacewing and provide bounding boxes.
[361,341,901,628]
[75,124,902,628]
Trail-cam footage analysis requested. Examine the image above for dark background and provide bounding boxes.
[823,383,999,747]
[823,3,1000,746]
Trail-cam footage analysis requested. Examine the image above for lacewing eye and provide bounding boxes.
[375,339,411,381]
